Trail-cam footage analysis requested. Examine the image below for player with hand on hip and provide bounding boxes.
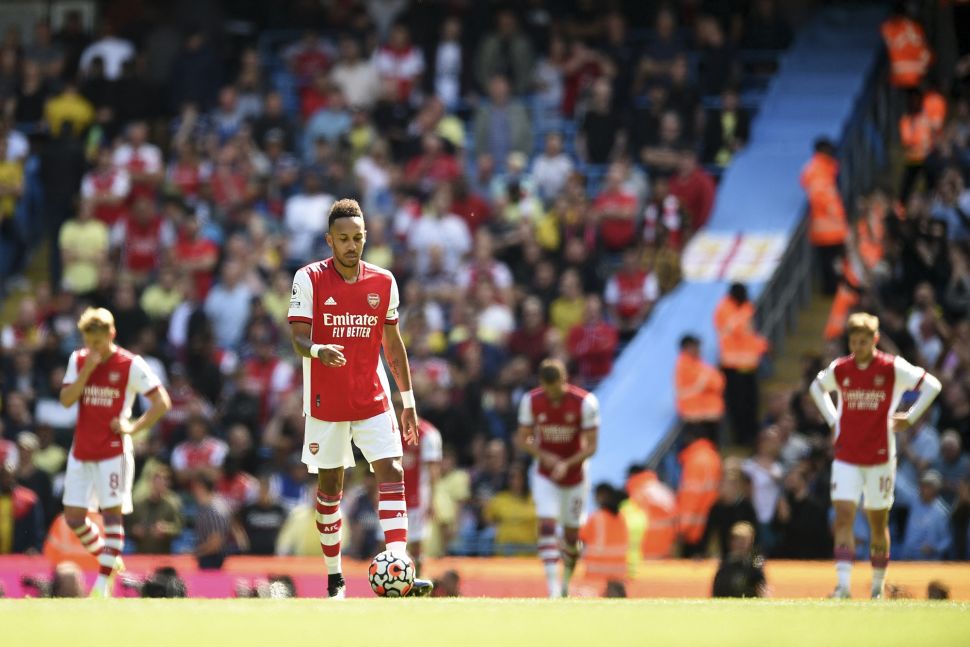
[60,307,171,597]
[288,198,433,598]
[810,313,940,599]
[516,358,599,598]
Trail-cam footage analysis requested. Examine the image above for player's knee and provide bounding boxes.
[539,519,556,537]
[102,513,123,527]
[562,528,580,545]
[64,511,86,528]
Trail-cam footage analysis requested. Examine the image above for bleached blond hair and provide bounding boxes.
[846,312,879,336]
[77,307,115,333]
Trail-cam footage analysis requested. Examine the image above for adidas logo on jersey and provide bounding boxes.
[325,297,337,306]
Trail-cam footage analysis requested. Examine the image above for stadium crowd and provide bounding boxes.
[0,0,966,580]
[0,0,781,563]
[675,2,970,570]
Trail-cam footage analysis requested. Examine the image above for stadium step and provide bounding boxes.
[761,290,834,401]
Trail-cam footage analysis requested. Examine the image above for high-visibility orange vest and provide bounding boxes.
[626,470,677,559]
[675,351,726,421]
[856,202,886,271]
[713,297,769,371]
[881,17,930,88]
[677,439,722,545]
[800,153,849,246]
[579,509,629,581]
[923,91,947,138]
[900,112,932,163]
[823,282,860,340]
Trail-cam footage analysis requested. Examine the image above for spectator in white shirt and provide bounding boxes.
[284,172,335,270]
[407,183,471,277]
[79,25,134,80]
[531,132,574,204]
[204,260,253,350]
[330,36,381,110]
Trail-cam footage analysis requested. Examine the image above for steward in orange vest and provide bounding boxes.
[675,335,725,442]
[580,484,629,591]
[881,7,931,89]
[677,434,723,556]
[713,284,768,446]
[899,89,933,201]
[626,467,677,559]
[801,138,848,295]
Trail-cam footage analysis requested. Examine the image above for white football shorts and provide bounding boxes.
[303,409,403,472]
[62,451,135,515]
[531,466,588,528]
[830,458,895,510]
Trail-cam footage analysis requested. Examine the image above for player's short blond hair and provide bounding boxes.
[846,312,879,336]
[77,307,115,334]
[730,521,755,540]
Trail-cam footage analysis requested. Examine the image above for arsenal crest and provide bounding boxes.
[874,375,885,387]
[538,413,547,423]
[108,371,120,383]
[309,442,319,455]
[367,293,380,309]
[565,412,575,423]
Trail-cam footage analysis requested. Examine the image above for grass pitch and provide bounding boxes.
[2,598,968,647]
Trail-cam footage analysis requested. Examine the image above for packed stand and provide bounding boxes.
[0,0,793,560]
[666,6,970,568]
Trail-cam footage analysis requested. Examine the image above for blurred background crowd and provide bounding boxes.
[0,0,967,576]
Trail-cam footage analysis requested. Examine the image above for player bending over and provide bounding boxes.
[516,359,599,598]
[810,313,940,599]
[288,198,432,597]
[60,308,171,597]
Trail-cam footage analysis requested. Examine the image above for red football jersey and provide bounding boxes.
[518,384,600,486]
[402,419,443,509]
[288,259,400,422]
[63,347,162,461]
[816,350,927,466]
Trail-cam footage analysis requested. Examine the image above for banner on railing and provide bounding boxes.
[681,231,787,283]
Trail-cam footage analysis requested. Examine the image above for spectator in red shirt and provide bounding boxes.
[567,295,619,389]
[669,148,716,231]
[604,248,660,342]
[171,415,228,487]
[209,145,250,219]
[507,295,551,371]
[643,176,690,251]
[171,210,218,300]
[300,70,330,122]
[111,195,174,285]
[404,134,461,197]
[592,163,639,252]
[450,177,492,234]
[284,29,331,89]
[81,146,130,226]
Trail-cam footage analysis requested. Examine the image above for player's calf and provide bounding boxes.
[91,512,125,597]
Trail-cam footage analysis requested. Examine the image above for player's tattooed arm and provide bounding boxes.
[382,323,413,393]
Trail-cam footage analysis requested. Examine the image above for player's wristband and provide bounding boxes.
[400,390,416,409]
[310,344,325,359]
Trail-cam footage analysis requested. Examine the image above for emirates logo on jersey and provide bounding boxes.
[367,293,380,309]
[309,442,319,455]
[108,371,120,383]
[874,375,885,386]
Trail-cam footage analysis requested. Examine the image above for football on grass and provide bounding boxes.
[368,550,415,597]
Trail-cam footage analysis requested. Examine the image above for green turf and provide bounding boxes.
[2,598,968,647]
